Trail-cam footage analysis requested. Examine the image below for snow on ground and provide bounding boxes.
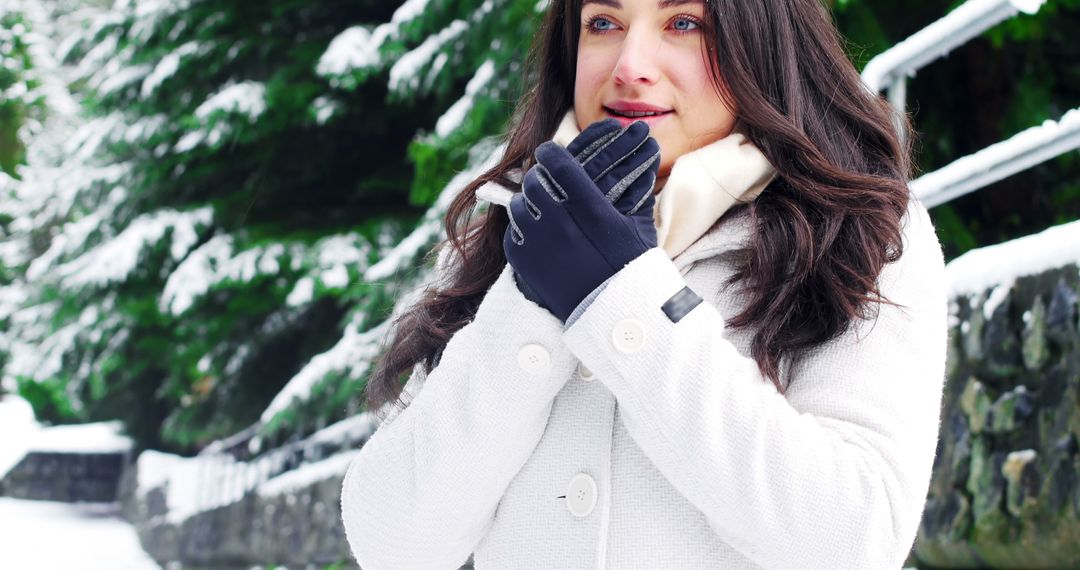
[0,397,154,570]
[0,498,160,570]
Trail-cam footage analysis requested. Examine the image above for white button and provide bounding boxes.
[517,344,550,373]
[566,473,598,517]
[577,362,595,382]
[611,319,646,353]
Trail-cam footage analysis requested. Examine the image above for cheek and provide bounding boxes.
[575,53,607,89]
[674,59,713,100]
[674,61,735,135]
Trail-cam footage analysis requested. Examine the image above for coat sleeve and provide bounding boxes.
[561,202,949,569]
[340,262,578,570]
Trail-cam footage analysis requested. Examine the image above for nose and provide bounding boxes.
[612,28,661,86]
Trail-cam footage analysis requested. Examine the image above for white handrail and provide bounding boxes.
[857,0,1071,210]
[912,108,1080,208]
[861,0,1045,93]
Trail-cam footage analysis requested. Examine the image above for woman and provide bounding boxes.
[342,0,948,568]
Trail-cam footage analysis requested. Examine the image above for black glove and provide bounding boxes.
[503,119,660,322]
[508,118,623,306]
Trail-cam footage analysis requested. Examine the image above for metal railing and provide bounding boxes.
[912,109,1080,208]
[859,0,1079,208]
[862,0,1046,112]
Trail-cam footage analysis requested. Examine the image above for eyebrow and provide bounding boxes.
[582,0,704,9]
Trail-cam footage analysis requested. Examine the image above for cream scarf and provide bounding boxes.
[552,109,777,259]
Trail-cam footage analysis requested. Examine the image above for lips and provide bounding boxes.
[604,106,673,119]
[605,101,673,113]
[603,100,675,126]
[602,104,673,129]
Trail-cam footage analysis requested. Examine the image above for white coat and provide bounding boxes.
[339,175,949,568]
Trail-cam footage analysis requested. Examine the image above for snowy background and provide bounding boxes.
[0,0,1076,567]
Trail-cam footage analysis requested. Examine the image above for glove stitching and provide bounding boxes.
[522,193,542,221]
[609,150,660,207]
[507,197,526,245]
[535,163,568,202]
[628,170,657,216]
[536,153,625,277]
[575,129,621,164]
[593,132,650,194]
[579,129,623,168]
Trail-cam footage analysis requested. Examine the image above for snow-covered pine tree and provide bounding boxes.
[0,7,46,177]
[1,0,544,453]
[1,1,51,401]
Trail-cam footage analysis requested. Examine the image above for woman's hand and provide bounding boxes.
[502,119,661,323]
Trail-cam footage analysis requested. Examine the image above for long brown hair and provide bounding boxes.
[365,0,913,420]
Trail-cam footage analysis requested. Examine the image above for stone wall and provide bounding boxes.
[120,468,357,569]
[914,263,1080,567]
[1,451,127,502]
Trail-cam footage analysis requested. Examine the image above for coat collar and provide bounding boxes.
[670,205,755,271]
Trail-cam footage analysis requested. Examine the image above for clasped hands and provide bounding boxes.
[502,118,662,323]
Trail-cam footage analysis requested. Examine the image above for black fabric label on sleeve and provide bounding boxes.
[661,286,703,323]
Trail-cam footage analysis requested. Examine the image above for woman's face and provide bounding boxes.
[574,0,735,182]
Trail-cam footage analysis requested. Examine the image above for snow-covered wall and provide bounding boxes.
[916,219,1080,567]
[119,413,384,568]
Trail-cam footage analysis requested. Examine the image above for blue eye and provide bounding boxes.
[585,15,615,33]
[583,14,703,36]
[672,17,700,33]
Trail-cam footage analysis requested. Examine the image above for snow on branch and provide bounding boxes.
[174,81,266,152]
[435,59,495,138]
[316,0,433,78]
[140,40,201,99]
[388,19,469,95]
[194,80,266,121]
[364,137,506,282]
[55,206,213,289]
[259,314,389,425]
